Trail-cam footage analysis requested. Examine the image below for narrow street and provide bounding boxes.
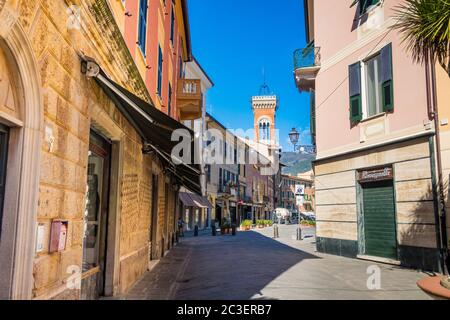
[124,225,431,300]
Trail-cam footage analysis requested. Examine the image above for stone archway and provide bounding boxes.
[0,2,43,300]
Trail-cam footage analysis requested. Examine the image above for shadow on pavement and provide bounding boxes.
[172,230,320,300]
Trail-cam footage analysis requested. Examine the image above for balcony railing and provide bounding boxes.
[293,45,321,70]
[177,79,203,120]
[293,43,321,92]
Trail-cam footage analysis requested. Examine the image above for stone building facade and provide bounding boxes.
[0,0,195,300]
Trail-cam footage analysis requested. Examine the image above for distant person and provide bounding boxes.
[178,218,185,237]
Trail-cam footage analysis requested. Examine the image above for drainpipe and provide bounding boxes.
[426,53,449,275]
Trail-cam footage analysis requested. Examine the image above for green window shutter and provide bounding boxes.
[349,62,362,124]
[381,43,394,112]
[358,0,380,15]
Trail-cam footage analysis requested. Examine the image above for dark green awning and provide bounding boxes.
[80,56,202,195]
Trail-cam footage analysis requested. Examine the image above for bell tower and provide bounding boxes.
[252,80,278,146]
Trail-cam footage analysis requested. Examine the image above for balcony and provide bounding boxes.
[177,79,203,120]
[218,184,237,197]
[293,44,321,92]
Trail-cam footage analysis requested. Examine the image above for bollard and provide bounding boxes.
[297,227,302,241]
[194,225,199,237]
[212,224,217,236]
[231,224,236,236]
[273,224,279,239]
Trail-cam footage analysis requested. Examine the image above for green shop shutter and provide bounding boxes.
[349,62,362,124]
[362,180,397,260]
[381,43,394,112]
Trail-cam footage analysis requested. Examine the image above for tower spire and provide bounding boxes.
[259,67,271,96]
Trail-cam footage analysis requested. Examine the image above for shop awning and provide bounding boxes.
[179,192,213,209]
[80,56,202,195]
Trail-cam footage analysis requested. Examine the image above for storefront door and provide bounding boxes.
[362,180,397,260]
[150,174,159,260]
[0,124,9,231]
[82,131,111,299]
[230,205,237,224]
[216,205,222,226]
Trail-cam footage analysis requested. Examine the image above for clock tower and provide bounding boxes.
[252,82,278,146]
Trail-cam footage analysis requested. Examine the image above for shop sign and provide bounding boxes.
[358,166,393,183]
[295,184,305,195]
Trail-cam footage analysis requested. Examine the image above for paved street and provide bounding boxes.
[124,225,432,300]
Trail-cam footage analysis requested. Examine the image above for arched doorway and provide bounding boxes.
[0,19,43,299]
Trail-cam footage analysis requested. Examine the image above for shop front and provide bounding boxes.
[315,137,440,272]
[179,192,213,230]
[230,201,237,224]
[356,166,398,261]
[82,131,112,299]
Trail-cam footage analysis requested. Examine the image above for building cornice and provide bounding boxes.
[315,129,434,163]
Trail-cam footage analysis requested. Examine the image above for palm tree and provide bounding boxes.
[392,0,450,76]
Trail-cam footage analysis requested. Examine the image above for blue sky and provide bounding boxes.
[188,0,311,151]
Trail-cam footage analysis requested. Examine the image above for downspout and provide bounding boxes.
[426,53,449,275]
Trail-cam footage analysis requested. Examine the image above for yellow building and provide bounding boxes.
[434,64,450,270]
[0,0,200,300]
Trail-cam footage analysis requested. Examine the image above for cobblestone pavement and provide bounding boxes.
[124,224,432,300]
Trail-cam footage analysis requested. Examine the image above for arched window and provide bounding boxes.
[258,118,271,142]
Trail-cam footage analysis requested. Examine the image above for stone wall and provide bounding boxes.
[314,137,440,271]
[0,0,178,299]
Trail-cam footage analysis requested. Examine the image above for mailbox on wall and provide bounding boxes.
[49,220,68,253]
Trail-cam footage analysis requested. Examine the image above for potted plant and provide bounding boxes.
[240,220,252,231]
[221,219,231,235]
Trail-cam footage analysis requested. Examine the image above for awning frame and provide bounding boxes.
[80,56,202,194]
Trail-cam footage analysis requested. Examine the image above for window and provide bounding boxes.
[138,0,148,54]
[168,83,172,116]
[206,165,211,183]
[179,57,184,79]
[359,0,380,15]
[157,45,163,96]
[0,124,9,232]
[219,168,222,188]
[170,7,175,45]
[349,43,393,124]
[364,54,383,118]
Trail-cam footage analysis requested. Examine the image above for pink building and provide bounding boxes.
[109,0,203,121]
[295,0,445,272]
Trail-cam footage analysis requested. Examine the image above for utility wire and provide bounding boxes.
[314,21,398,114]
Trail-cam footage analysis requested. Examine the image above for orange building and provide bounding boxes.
[108,0,202,120]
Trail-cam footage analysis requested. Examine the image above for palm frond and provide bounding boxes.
[392,0,450,76]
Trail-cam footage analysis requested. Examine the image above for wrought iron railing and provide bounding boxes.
[293,44,321,70]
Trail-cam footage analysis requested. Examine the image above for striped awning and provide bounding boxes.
[179,192,213,209]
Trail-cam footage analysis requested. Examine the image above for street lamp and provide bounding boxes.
[288,127,316,154]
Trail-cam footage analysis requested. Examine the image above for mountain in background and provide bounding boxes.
[280,152,315,176]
